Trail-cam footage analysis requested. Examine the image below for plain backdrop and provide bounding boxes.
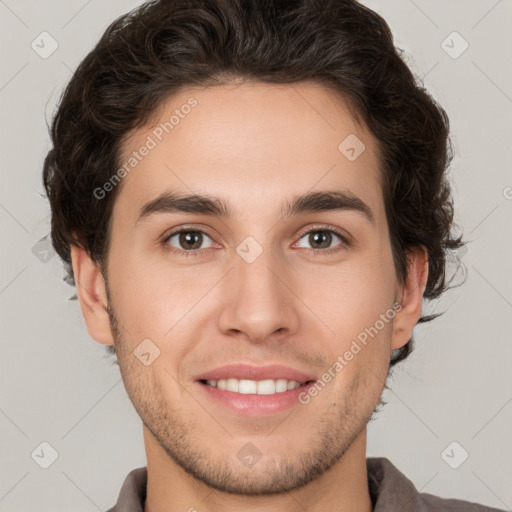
[1,1,511,510]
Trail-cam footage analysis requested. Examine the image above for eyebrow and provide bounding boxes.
[135,190,374,225]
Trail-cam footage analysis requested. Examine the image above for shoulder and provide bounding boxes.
[104,466,147,512]
[367,457,506,512]
[418,491,506,512]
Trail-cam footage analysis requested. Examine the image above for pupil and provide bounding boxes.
[311,231,330,249]
[181,231,201,250]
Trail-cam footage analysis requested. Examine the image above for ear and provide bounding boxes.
[391,246,429,350]
[70,243,115,346]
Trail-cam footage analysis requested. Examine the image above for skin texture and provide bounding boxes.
[71,81,428,512]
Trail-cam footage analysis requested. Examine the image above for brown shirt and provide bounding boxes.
[105,457,506,512]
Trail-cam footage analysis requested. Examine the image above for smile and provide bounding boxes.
[201,378,310,395]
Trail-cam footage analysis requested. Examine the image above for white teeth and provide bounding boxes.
[239,379,257,394]
[206,378,302,394]
[287,380,298,390]
[275,379,289,392]
[227,378,239,391]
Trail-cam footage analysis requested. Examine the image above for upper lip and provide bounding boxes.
[195,364,317,384]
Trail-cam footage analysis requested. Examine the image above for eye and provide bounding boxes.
[294,226,349,255]
[162,224,350,258]
[163,228,214,256]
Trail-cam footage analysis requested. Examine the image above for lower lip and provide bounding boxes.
[197,381,315,417]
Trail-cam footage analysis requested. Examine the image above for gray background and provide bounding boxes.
[1,0,511,510]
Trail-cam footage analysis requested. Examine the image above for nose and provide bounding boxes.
[217,244,301,344]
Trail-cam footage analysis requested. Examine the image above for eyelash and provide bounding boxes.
[161,224,350,258]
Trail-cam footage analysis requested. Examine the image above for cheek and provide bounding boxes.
[301,250,396,374]
[307,252,396,330]
[110,253,218,347]
[320,303,393,404]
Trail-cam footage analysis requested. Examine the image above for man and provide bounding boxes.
[42,0,504,510]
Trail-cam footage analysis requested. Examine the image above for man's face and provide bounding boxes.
[95,81,405,494]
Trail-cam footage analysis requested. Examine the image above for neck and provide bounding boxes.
[143,426,372,512]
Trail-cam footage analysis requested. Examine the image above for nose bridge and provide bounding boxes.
[235,237,281,296]
[217,234,299,341]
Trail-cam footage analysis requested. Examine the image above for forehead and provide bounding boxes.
[113,80,384,226]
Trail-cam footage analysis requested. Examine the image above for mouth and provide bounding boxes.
[198,378,315,395]
[193,363,318,416]
[196,377,317,417]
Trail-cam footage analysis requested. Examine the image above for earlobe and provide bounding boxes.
[70,244,115,346]
[391,246,429,350]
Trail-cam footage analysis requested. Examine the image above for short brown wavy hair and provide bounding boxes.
[42,0,464,366]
